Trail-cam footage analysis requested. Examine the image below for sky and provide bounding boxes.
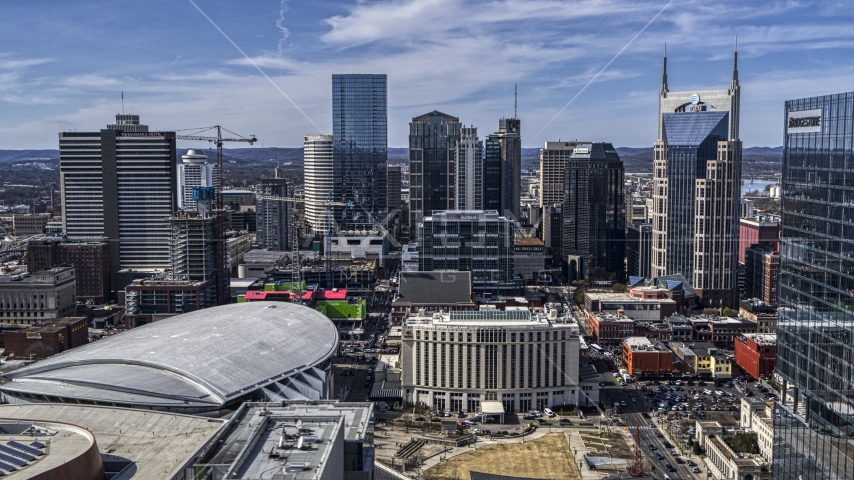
[1,0,853,150]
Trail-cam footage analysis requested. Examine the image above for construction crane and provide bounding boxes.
[255,193,352,289]
[175,126,257,209]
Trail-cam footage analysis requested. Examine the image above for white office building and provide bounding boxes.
[401,309,597,414]
[59,114,175,275]
[177,150,216,210]
[456,126,483,210]
[303,135,335,233]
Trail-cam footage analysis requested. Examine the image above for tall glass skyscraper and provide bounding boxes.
[407,110,461,228]
[651,47,741,308]
[332,74,388,229]
[773,91,854,480]
[561,142,625,282]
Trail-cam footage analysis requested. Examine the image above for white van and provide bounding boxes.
[544,408,555,417]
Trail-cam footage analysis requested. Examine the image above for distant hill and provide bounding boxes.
[0,144,783,188]
[0,150,59,162]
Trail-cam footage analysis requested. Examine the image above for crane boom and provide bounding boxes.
[174,125,256,210]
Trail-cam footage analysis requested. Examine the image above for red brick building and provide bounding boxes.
[739,218,779,263]
[3,317,88,359]
[588,312,646,345]
[621,336,675,377]
[734,333,777,380]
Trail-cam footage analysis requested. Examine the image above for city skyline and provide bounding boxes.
[1,0,853,150]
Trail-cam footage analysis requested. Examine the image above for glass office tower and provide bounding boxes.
[773,91,854,480]
[332,74,388,229]
[560,142,626,282]
[407,111,461,228]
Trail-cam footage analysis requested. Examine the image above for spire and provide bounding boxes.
[514,83,518,119]
[662,43,669,93]
[732,36,739,84]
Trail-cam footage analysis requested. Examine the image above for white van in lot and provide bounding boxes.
[544,408,555,417]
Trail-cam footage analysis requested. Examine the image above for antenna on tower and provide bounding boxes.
[121,91,124,115]
[514,83,518,118]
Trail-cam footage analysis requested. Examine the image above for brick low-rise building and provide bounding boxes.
[588,312,646,346]
[26,237,111,303]
[621,336,675,377]
[584,288,678,322]
[734,333,777,380]
[3,316,88,359]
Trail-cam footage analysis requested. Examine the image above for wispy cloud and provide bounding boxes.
[61,74,122,88]
[0,57,53,69]
[276,0,291,54]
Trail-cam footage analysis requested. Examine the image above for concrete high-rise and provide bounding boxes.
[177,150,217,211]
[650,45,741,307]
[59,114,176,284]
[255,171,289,251]
[539,141,579,250]
[408,111,461,228]
[332,74,388,230]
[303,135,334,234]
[455,126,483,211]
[484,118,521,219]
[773,91,854,480]
[561,143,625,282]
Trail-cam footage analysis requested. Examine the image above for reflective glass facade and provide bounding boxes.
[561,143,625,282]
[417,210,515,295]
[661,111,729,279]
[332,74,388,229]
[408,111,461,228]
[773,91,854,480]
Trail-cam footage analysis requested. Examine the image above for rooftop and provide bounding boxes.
[394,271,473,305]
[0,404,226,480]
[623,336,670,352]
[590,312,635,322]
[585,291,676,305]
[197,402,372,480]
[742,333,777,345]
[514,237,544,246]
[14,316,85,334]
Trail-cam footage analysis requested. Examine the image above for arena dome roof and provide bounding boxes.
[0,302,339,413]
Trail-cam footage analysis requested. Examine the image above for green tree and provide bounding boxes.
[612,283,627,293]
[692,442,704,455]
[722,306,733,317]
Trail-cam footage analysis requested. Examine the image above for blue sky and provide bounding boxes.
[1,0,852,149]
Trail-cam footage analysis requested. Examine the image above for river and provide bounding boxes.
[741,179,776,197]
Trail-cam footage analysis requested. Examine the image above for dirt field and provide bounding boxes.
[423,433,580,480]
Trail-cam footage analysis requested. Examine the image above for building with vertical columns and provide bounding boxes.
[650,46,741,307]
[455,126,483,211]
[484,118,521,219]
[773,91,854,480]
[303,134,334,233]
[59,114,176,282]
[408,111,461,228]
[539,142,578,260]
[332,74,388,230]
[401,309,592,413]
[561,142,625,283]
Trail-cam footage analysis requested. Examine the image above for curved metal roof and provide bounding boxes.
[1,302,338,408]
